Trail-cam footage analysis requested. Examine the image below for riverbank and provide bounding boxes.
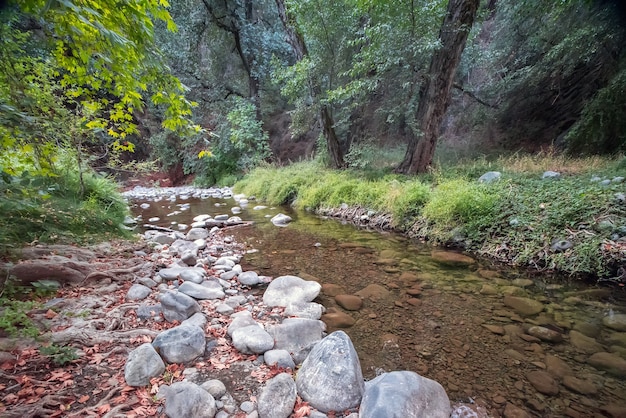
[233,158,626,283]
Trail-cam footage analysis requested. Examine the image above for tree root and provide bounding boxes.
[66,386,122,418]
[81,262,151,284]
[50,328,159,346]
[1,394,74,418]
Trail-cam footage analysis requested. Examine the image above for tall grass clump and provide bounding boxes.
[422,179,500,226]
[385,180,431,225]
[234,161,321,205]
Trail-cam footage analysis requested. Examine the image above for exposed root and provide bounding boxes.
[81,262,151,284]
[50,328,158,346]
[66,386,122,418]
[1,394,74,418]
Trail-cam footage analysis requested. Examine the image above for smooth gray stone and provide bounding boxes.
[181,251,198,266]
[179,268,206,284]
[125,343,165,386]
[186,227,209,241]
[231,325,274,354]
[220,270,239,281]
[267,318,326,364]
[150,233,176,245]
[542,170,560,180]
[216,303,234,315]
[170,239,199,255]
[182,312,207,329]
[227,310,258,337]
[158,267,187,281]
[138,277,158,288]
[263,275,321,307]
[162,381,216,418]
[271,213,292,226]
[284,302,324,320]
[127,284,152,301]
[296,331,364,412]
[264,349,295,370]
[257,373,297,418]
[136,303,162,320]
[360,371,451,418]
[478,171,501,183]
[179,281,225,300]
[201,379,227,399]
[152,324,206,363]
[160,290,201,322]
[215,257,236,267]
[238,271,260,286]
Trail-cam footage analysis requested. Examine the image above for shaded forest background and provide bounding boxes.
[2,0,626,185]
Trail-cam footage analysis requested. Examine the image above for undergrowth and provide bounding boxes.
[0,168,131,253]
[234,156,626,279]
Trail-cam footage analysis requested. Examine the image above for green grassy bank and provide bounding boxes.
[234,156,626,281]
[0,167,131,254]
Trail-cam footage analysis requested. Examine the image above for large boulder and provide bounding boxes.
[295,331,364,412]
[360,371,451,418]
[231,325,275,354]
[257,373,297,418]
[178,281,225,300]
[266,318,326,364]
[161,381,216,418]
[125,343,165,387]
[263,275,321,307]
[152,324,206,363]
[160,290,201,322]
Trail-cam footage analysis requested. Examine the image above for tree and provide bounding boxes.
[396,0,480,174]
[1,0,198,182]
[274,0,357,168]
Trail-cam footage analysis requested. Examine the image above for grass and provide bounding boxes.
[234,155,626,280]
[0,166,131,253]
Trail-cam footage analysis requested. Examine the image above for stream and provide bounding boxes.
[126,187,626,417]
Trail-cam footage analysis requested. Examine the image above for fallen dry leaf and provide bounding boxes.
[77,394,90,403]
[97,403,111,414]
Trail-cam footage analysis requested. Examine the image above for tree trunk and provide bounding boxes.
[396,0,480,174]
[202,0,261,119]
[274,0,345,168]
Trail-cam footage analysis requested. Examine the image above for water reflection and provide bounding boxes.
[129,192,626,417]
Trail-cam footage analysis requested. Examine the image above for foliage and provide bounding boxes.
[16,0,198,139]
[225,98,271,169]
[40,344,79,366]
[461,0,626,149]
[0,299,40,338]
[0,276,42,338]
[566,67,626,155]
[191,97,271,186]
[0,156,130,251]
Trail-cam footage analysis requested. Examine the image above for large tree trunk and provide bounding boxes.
[396,0,480,174]
[202,0,261,119]
[274,0,345,168]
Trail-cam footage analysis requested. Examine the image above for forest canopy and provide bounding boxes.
[0,0,625,183]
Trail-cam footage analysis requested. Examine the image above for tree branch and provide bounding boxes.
[453,83,499,109]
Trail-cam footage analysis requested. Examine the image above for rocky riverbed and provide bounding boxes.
[119,186,464,417]
[2,185,626,418]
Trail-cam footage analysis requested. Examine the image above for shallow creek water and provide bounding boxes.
[128,189,626,417]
